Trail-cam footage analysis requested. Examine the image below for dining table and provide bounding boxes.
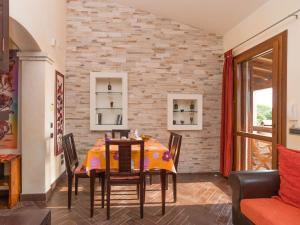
[83,137,177,215]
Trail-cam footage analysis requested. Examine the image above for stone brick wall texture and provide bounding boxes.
[66,0,223,173]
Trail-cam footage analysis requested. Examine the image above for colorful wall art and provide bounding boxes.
[55,71,64,155]
[0,51,18,149]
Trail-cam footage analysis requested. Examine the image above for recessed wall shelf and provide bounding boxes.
[90,72,128,130]
[168,94,203,130]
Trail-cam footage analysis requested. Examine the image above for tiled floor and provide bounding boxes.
[1,174,232,225]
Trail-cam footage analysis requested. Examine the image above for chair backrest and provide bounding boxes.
[112,129,130,139]
[105,140,144,177]
[168,132,182,170]
[62,133,79,175]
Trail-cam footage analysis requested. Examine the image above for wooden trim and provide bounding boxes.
[279,32,287,146]
[253,126,272,133]
[233,31,287,170]
[234,32,281,63]
[9,156,21,208]
[236,132,273,142]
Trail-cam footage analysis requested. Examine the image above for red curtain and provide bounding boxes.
[220,50,234,177]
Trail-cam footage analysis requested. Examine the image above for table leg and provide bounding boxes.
[160,169,166,215]
[90,169,95,217]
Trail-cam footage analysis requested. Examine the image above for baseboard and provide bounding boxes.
[177,171,221,175]
[20,193,47,202]
[20,170,66,202]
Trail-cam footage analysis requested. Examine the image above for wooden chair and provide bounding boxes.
[111,129,130,139]
[145,132,182,202]
[105,139,145,219]
[62,133,105,216]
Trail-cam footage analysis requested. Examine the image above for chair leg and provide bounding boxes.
[149,174,152,185]
[67,175,73,209]
[75,176,79,196]
[140,178,144,219]
[90,170,95,218]
[137,183,140,199]
[143,178,146,204]
[101,174,105,208]
[107,182,111,220]
[172,173,177,203]
[160,170,166,215]
[165,174,169,190]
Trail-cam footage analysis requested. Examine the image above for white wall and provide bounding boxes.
[10,0,66,73]
[6,0,67,194]
[20,57,46,193]
[44,59,65,190]
[19,52,66,195]
[224,0,300,150]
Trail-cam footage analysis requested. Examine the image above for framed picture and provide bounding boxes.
[0,51,19,149]
[55,71,64,156]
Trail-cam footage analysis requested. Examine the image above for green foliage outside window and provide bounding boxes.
[257,104,272,125]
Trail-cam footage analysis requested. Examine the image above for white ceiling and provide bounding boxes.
[115,0,269,34]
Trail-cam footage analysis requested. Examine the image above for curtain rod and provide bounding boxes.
[232,9,300,51]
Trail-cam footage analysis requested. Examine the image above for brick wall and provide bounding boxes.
[66,0,223,173]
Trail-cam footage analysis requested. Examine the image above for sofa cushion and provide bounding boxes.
[241,198,300,225]
[278,145,300,208]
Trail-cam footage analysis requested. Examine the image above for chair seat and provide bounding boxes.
[241,198,300,225]
[74,165,87,175]
[111,175,140,180]
[110,175,141,185]
[74,165,104,177]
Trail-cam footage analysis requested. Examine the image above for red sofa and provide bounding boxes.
[229,170,300,225]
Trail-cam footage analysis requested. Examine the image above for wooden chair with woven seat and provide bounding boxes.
[111,129,130,139]
[105,139,145,220]
[111,129,140,197]
[62,133,105,215]
[145,132,182,202]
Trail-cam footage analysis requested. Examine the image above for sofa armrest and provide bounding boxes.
[229,170,280,225]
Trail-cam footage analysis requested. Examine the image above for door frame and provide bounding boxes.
[233,31,287,170]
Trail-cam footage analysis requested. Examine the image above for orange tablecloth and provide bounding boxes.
[83,138,176,174]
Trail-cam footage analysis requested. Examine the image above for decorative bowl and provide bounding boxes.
[141,134,151,141]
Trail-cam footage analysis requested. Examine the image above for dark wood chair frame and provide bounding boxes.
[105,139,145,219]
[145,132,182,202]
[62,133,105,217]
[111,129,140,202]
[111,129,130,139]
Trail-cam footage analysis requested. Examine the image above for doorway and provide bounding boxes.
[233,31,287,171]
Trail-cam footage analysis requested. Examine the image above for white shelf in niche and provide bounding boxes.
[90,72,128,130]
[167,94,203,130]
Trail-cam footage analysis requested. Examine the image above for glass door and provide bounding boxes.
[233,32,287,171]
